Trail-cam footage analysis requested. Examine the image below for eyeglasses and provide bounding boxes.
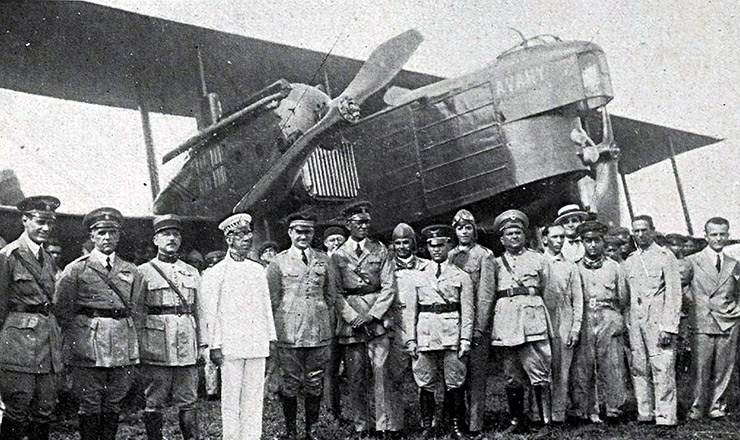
[228,231,253,239]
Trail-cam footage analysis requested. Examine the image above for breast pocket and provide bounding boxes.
[0,314,41,368]
[440,280,462,302]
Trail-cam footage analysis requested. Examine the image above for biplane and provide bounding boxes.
[0,2,722,256]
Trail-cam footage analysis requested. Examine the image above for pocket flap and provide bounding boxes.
[144,318,166,330]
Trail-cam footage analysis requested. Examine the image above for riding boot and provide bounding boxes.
[144,411,163,440]
[533,385,552,438]
[280,395,298,440]
[419,389,436,434]
[448,388,467,439]
[179,409,200,440]
[78,414,100,440]
[305,395,322,440]
[29,422,50,440]
[0,417,27,440]
[99,413,120,440]
[504,387,527,434]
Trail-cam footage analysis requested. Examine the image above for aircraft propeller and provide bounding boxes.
[233,29,423,214]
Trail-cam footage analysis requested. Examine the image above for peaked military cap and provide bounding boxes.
[341,200,373,220]
[323,226,347,241]
[493,209,529,234]
[287,212,316,230]
[421,224,454,245]
[576,220,609,237]
[83,207,123,230]
[554,204,589,225]
[17,195,60,220]
[218,213,252,234]
[153,214,182,233]
[452,209,476,227]
[392,223,416,242]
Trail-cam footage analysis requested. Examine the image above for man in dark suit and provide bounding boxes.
[685,217,740,420]
[0,196,63,440]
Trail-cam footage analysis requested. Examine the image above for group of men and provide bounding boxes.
[0,194,738,440]
[258,200,740,440]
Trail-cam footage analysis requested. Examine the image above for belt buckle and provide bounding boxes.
[431,303,442,313]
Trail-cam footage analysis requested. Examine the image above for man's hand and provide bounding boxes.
[210,348,224,367]
[566,329,580,347]
[472,330,485,348]
[350,314,371,328]
[404,341,419,359]
[658,331,675,348]
[197,345,208,362]
[458,340,471,359]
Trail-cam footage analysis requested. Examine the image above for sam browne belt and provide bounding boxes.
[418,303,460,314]
[77,307,130,319]
[9,302,52,315]
[147,305,193,316]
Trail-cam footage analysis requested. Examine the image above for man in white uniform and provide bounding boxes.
[201,213,276,440]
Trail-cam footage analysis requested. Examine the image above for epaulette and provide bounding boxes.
[72,254,91,264]
[277,249,289,256]
[0,240,20,255]
[247,257,262,264]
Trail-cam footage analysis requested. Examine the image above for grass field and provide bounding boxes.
[41,359,740,440]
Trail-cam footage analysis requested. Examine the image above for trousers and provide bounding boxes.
[502,340,552,389]
[689,325,740,419]
[221,357,266,440]
[342,335,403,432]
[143,364,198,411]
[0,370,57,423]
[629,320,677,425]
[73,366,134,415]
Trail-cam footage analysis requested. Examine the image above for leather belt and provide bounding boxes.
[344,286,379,296]
[496,287,532,299]
[418,303,460,314]
[147,305,192,316]
[77,307,130,319]
[9,302,51,316]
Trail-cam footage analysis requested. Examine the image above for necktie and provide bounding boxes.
[37,249,44,267]
[436,263,442,278]
[105,256,112,272]
[716,254,722,273]
[355,243,363,258]
[302,250,309,265]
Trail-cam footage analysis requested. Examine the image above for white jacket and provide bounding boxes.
[200,254,276,359]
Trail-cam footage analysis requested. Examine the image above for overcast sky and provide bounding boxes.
[1,0,738,234]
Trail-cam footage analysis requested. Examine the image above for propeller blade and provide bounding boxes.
[233,106,342,213]
[339,29,423,104]
[233,30,423,214]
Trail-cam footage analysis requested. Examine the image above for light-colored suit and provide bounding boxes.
[686,247,740,419]
[201,254,276,440]
[623,243,682,425]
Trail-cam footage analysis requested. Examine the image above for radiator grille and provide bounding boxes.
[303,138,360,199]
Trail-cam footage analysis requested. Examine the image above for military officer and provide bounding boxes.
[447,209,495,435]
[571,221,628,423]
[200,213,276,440]
[554,204,589,262]
[490,209,552,434]
[622,215,682,426]
[266,213,336,440]
[56,207,142,440]
[137,215,207,440]
[685,218,740,419]
[402,225,473,439]
[0,196,63,440]
[541,223,583,424]
[330,201,401,436]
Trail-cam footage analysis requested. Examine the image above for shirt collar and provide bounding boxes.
[288,246,312,258]
[545,248,563,261]
[346,236,367,250]
[21,232,41,257]
[704,246,724,260]
[90,248,115,265]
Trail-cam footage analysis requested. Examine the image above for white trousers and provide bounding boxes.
[221,357,266,440]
